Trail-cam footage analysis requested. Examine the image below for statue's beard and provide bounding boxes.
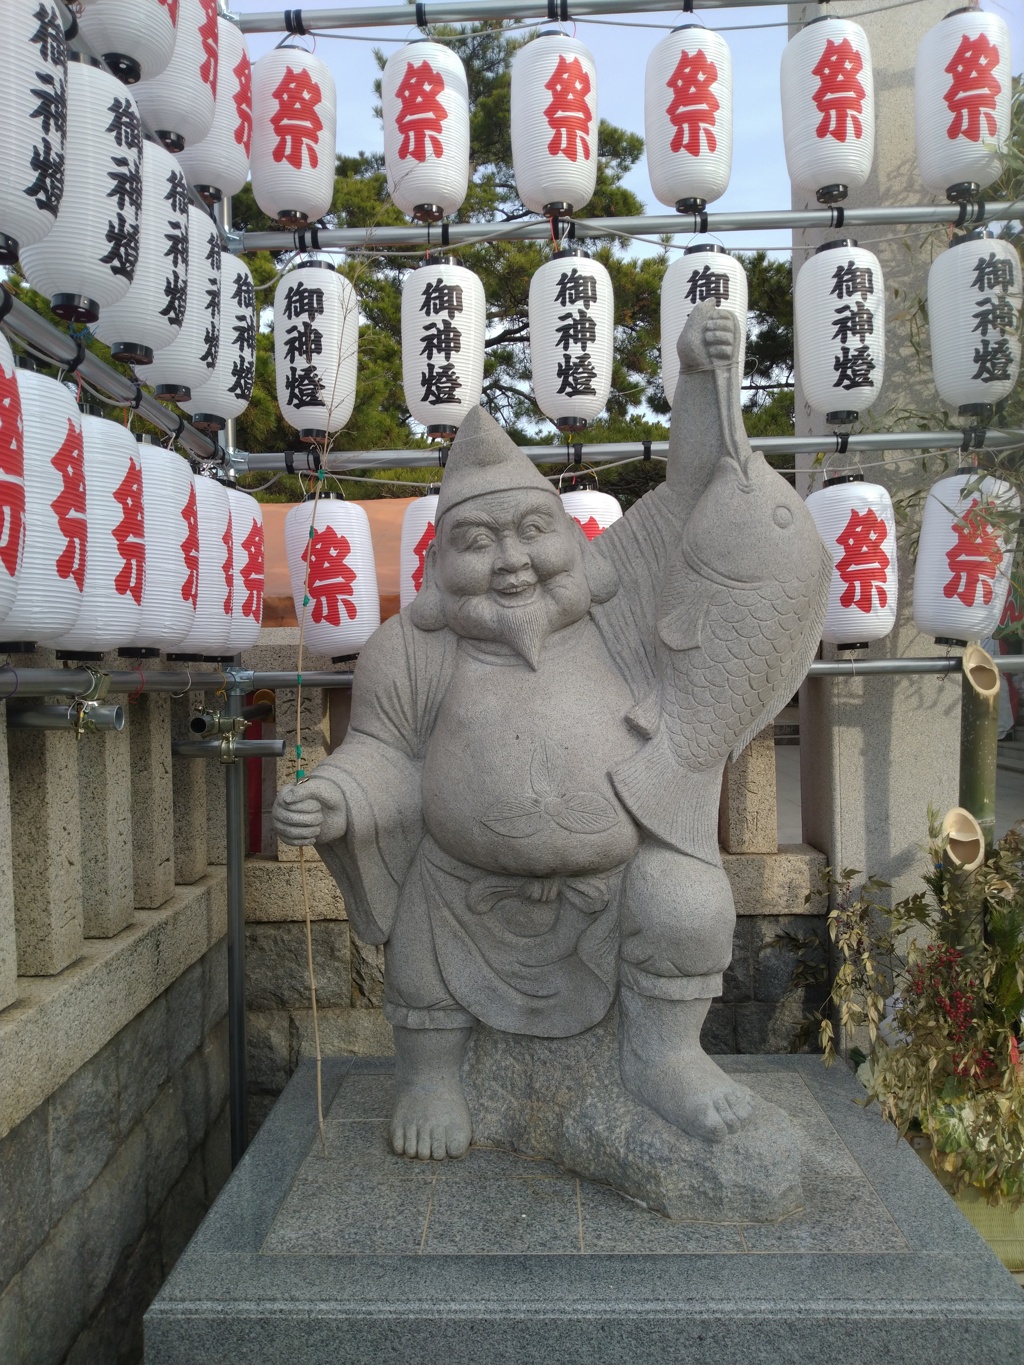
[442,573,591,670]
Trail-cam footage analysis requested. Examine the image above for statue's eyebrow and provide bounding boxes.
[448,511,502,535]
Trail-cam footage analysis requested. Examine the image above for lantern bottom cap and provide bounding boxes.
[275,210,310,228]
[191,413,226,433]
[816,184,848,205]
[959,403,993,420]
[826,411,859,426]
[332,653,359,664]
[543,202,574,218]
[426,424,458,440]
[153,384,191,402]
[947,181,981,204]
[52,294,100,325]
[55,650,105,663]
[934,637,968,648]
[835,641,869,652]
[412,204,445,224]
[102,51,141,84]
[156,130,186,154]
[165,653,209,662]
[0,234,18,266]
[111,342,154,366]
[676,197,707,214]
[117,646,160,658]
[556,417,589,434]
[299,428,329,444]
[195,185,223,207]
[202,655,236,664]
[0,642,37,654]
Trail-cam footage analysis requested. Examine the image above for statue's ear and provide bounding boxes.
[409,541,447,630]
[568,519,619,604]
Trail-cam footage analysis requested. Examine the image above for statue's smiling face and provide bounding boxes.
[436,489,591,667]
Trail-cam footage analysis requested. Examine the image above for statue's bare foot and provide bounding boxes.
[618,988,754,1143]
[390,1024,473,1160]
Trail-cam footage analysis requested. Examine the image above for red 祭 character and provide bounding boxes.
[572,515,604,542]
[240,520,264,620]
[944,32,1001,143]
[811,38,865,142]
[411,520,435,593]
[303,525,358,624]
[233,52,253,155]
[157,0,180,23]
[222,510,234,617]
[834,508,890,613]
[180,484,199,608]
[197,0,219,98]
[543,55,593,162]
[0,363,25,582]
[50,419,87,592]
[395,60,447,163]
[112,459,145,606]
[270,66,323,170]
[944,498,1003,608]
[665,48,719,157]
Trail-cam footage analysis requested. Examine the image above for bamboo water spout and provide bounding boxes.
[959,643,1001,853]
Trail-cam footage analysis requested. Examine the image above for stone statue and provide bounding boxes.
[274,302,831,1170]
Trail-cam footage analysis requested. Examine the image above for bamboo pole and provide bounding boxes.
[959,644,1001,852]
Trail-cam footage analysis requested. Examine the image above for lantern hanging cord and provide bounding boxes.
[578,0,929,30]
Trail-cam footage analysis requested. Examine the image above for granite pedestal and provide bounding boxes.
[145,1056,1024,1365]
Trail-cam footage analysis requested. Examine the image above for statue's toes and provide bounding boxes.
[416,1125,434,1161]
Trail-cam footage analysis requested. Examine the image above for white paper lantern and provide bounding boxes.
[284,496,380,657]
[0,371,85,646]
[795,239,884,423]
[134,0,218,152]
[251,47,336,227]
[130,440,197,651]
[177,17,252,205]
[529,249,613,433]
[181,255,255,431]
[172,474,233,658]
[915,9,1012,202]
[399,493,438,608]
[144,205,221,402]
[225,487,264,652]
[92,142,190,365]
[401,259,485,439]
[661,245,748,408]
[805,476,897,647]
[927,232,1021,417]
[51,416,143,656]
[645,25,732,212]
[0,336,26,627]
[20,55,142,323]
[382,41,470,222]
[77,0,178,85]
[274,261,358,443]
[560,487,623,540]
[913,470,1019,643]
[781,16,874,203]
[512,32,598,216]
[0,0,67,265]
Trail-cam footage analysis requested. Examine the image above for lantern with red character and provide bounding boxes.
[171,473,234,659]
[178,16,252,205]
[399,491,439,609]
[780,16,874,205]
[661,244,747,408]
[145,205,221,403]
[128,438,197,653]
[645,25,732,213]
[77,0,178,86]
[560,479,622,540]
[382,40,470,222]
[251,46,336,228]
[134,0,218,151]
[401,259,485,441]
[284,494,380,658]
[0,335,25,629]
[795,239,885,425]
[225,486,264,652]
[529,248,613,434]
[805,475,898,648]
[274,261,359,444]
[512,32,598,216]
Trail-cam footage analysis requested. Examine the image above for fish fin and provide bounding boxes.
[658,593,706,652]
[625,693,660,739]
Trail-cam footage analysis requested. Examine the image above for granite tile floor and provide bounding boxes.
[261,1065,909,1258]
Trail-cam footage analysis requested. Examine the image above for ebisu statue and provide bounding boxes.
[275,303,831,1197]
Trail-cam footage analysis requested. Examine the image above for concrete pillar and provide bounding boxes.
[206,757,226,866]
[719,727,778,854]
[791,0,960,903]
[78,728,134,937]
[0,699,17,1008]
[8,720,84,975]
[128,693,175,908]
[171,695,208,886]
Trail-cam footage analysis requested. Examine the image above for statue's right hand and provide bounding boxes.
[272,776,347,847]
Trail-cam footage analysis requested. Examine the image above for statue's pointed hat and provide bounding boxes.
[435,405,557,522]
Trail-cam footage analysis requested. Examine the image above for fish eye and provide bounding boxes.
[773,506,793,529]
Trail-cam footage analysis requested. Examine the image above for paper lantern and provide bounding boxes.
[76,0,178,85]
[661,245,748,408]
[529,249,613,433]
[915,8,1012,202]
[20,55,142,323]
[51,416,143,656]
[251,46,336,227]
[134,0,218,151]
[382,40,469,222]
[284,496,380,658]
[913,470,1019,644]
[781,16,874,204]
[927,232,1021,418]
[560,486,622,540]
[0,335,26,627]
[645,25,732,212]
[171,474,233,658]
[177,17,252,205]
[401,259,485,439]
[399,492,438,608]
[92,142,190,365]
[181,255,255,431]
[144,204,221,402]
[794,239,884,423]
[0,0,67,265]
[805,476,897,648]
[0,371,84,646]
[512,32,598,216]
[224,487,264,652]
[130,439,197,651]
[274,261,358,443]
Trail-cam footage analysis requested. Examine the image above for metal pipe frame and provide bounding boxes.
[0,668,353,699]
[223,682,249,1166]
[171,737,287,757]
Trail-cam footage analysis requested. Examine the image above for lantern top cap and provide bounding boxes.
[553,246,590,261]
[801,13,853,28]
[943,6,983,20]
[815,238,859,254]
[417,256,458,270]
[950,228,995,248]
[823,474,864,488]
[671,22,708,32]
[436,406,558,523]
[292,259,336,273]
[303,491,341,502]
[684,243,729,257]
